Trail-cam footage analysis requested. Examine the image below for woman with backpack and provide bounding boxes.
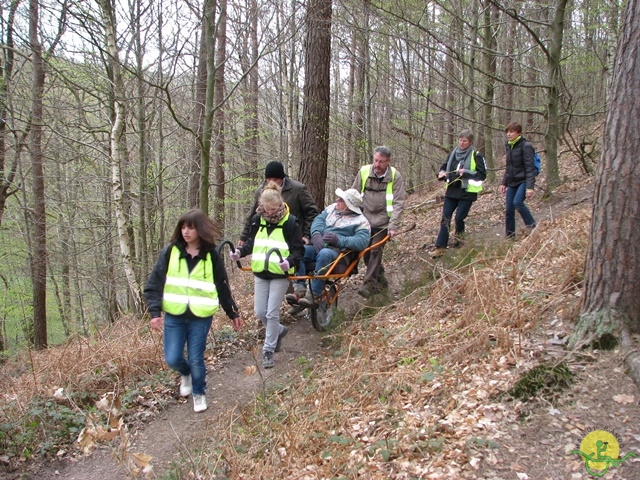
[501,121,537,239]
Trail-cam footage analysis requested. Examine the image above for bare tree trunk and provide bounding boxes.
[99,0,142,313]
[29,0,47,349]
[481,0,497,181]
[299,0,332,208]
[0,0,19,228]
[155,3,166,248]
[248,0,259,176]
[544,0,568,190]
[133,0,150,278]
[571,0,640,348]
[213,0,227,231]
[199,0,218,213]
[190,23,207,209]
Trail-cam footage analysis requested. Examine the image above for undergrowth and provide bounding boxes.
[0,183,595,478]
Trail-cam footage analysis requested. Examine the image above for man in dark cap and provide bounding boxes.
[239,161,320,315]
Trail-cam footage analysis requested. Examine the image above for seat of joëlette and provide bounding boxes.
[300,249,360,277]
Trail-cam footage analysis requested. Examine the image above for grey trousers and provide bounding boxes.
[254,276,289,353]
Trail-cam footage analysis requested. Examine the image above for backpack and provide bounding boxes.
[526,142,541,176]
[533,151,541,176]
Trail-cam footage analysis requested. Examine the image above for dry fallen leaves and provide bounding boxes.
[613,394,635,404]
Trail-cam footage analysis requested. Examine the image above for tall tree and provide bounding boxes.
[0,0,20,228]
[29,0,48,349]
[213,0,227,229]
[98,0,143,313]
[199,0,218,213]
[543,0,569,190]
[571,0,640,347]
[299,0,332,208]
[189,19,207,208]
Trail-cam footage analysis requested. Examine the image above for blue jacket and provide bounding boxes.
[311,204,371,252]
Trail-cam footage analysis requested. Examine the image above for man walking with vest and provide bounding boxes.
[352,146,406,298]
[429,129,486,258]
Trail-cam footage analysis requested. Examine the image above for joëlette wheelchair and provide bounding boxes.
[217,235,389,331]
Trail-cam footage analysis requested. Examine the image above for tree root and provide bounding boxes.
[569,308,640,390]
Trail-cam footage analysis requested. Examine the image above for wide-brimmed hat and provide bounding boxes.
[335,188,363,214]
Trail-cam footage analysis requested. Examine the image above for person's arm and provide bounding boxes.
[237,215,259,257]
[339,223,372,251]
[211,248,242,331]
[523,142,536,192]
[310,208,328,237]
[144,245,173,330]
[388,171,406,234]
[351,166,369,191]
[298,186,320,241]
[284,217,305,267]
[239,187,262,242]
[475,152,487,181]
[437,159,448,180]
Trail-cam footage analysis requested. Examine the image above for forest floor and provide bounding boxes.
[4,174,640,479]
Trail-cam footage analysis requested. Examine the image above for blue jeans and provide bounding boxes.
[505,183,536,238]
[435,197,473,248]
[298,245,338,296]
[163,313,212,395]
[254,276,289,353]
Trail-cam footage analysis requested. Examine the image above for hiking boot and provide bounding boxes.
[179,375,192,397]
[262,351,275,369]
[450,236,465,249]
[298,291,320,308]
[378,274,389,289]
[429,247,446,258]
[285,292,304,305]
[358,283,374,298]
[522,225,536,238]
[275,326,289,352]
[193,394,207,413]
[287,304,306,316]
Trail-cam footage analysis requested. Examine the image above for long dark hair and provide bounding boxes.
[170,208,219,251]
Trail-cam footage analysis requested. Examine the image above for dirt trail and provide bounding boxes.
[25,318,326,480]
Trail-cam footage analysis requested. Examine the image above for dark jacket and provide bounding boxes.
[144,244,240,320]
[502,137,536,190]
[240,178,319,241]
[438,149,487,201]
[238,212,304,280]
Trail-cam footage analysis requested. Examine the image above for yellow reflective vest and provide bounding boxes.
[251,213,294,275]
[360,165,397,217]
[445,150,483,193]
[162,246,219,317]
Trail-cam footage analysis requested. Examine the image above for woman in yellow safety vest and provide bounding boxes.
[144,209,242,413]
[230,182,304,369]
[429,129,487,258]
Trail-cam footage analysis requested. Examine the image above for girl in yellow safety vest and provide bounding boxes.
[230,182,304,369]
[144,209,243,413]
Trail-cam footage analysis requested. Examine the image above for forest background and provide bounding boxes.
[0,0,614,353]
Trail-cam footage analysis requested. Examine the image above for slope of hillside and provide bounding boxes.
[3,173,640,479]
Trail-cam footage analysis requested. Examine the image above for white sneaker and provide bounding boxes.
[180,375,192,397]
[193,394,207,413]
